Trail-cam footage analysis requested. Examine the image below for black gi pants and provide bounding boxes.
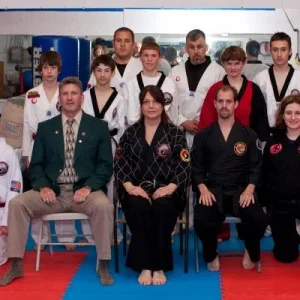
[194,187,267,263]
[270,200,300,263]
[123,195,178,272]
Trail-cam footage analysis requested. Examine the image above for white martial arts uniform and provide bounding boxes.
[82,87,126,243]
[0,137,23,265]
[170,61,225,147]
[124,71,179,126]
[87,57,143,92]
[253,65,300,127]
[170,61,225,228]
[23,84,76,244]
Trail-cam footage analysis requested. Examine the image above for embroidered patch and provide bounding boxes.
[27,91,40,99]
[156,143,171,158]
[119,82,125,88]
[164,92,173,105]
[31,98,37,104]
[175,76,180,82]
[87,83,92,89]
[270,143,282,155]
[234,142,247,156]
[0,162,8,176]
[256,139,263,151]
[56,101,62,112]
[291,89,300,96]
[112,107,117,120]
[180,149,190,162]
[10,180,21,193]
[115,146,122,160]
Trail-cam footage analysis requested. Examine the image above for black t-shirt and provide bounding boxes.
[116,63,127,77]
[185,56,211,92]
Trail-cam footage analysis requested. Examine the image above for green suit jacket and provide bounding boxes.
[30,111,113,195]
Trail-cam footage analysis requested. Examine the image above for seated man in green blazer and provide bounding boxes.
[0,77,114,286]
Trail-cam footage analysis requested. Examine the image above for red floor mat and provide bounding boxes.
[220,252,300,300]
[0,251,87,300]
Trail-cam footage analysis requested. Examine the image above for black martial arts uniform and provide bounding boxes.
[192,122,267,263]
[262,131,300,262]
[114,121,191,272]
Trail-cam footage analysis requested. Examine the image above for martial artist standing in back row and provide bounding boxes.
[192,85,266,271]
[170,29,225,226]
[124,42,179,126]
[88,27,143,91]
[254,32,300,129]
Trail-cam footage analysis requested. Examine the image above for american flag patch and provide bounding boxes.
[10,180,21,193]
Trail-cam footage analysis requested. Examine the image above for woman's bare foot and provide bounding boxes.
[242,249,255,269]
[152,270,167,285]
[138,270,152,285]
[207,256,220,271]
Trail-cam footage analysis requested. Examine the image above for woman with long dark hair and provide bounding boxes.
[263,95,300,263]
[114,85,190,285]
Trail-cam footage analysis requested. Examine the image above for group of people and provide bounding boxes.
[0,26,300,288]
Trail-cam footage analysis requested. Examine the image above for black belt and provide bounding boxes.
[110,128,118,137]
[0,203,5,208]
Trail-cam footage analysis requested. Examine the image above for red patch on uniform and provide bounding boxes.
[32,133,36,140]
[175,76,180,82]
[180,149,190,162]
[27,91,40,99]
[270,143,282,155]
[234,142,247,156]
[87,84,92,89]
[31,98,37,104]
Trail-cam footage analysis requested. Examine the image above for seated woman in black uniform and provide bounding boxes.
[263,94,300,262]
[114,85,191,285]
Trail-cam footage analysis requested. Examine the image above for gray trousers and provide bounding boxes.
[7,185,113,260]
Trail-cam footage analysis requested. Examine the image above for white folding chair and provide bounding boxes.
[194,216,261,273]
[35,213,98,272]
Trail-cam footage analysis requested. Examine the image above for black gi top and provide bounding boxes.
[191,121,262,190]
[262,131,300,202]
[114,121,191,209]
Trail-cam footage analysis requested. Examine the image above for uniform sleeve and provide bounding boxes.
[87,73,96,89]
[0,150,23,226]
[123,81,140,126]
[198,85,218,130]
[81,92,94,117]
[191,131,206,186]
[165,85,179,126]
[22,93,34,157]
[169,67,188,126]
[116,95,126,143]
[260,138,271,206]
[250,83,270,141]
[113,129,134,184]
[169,128,191,188]
[247,129,263,185]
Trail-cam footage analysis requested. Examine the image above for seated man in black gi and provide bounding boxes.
[191,84,267,271]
